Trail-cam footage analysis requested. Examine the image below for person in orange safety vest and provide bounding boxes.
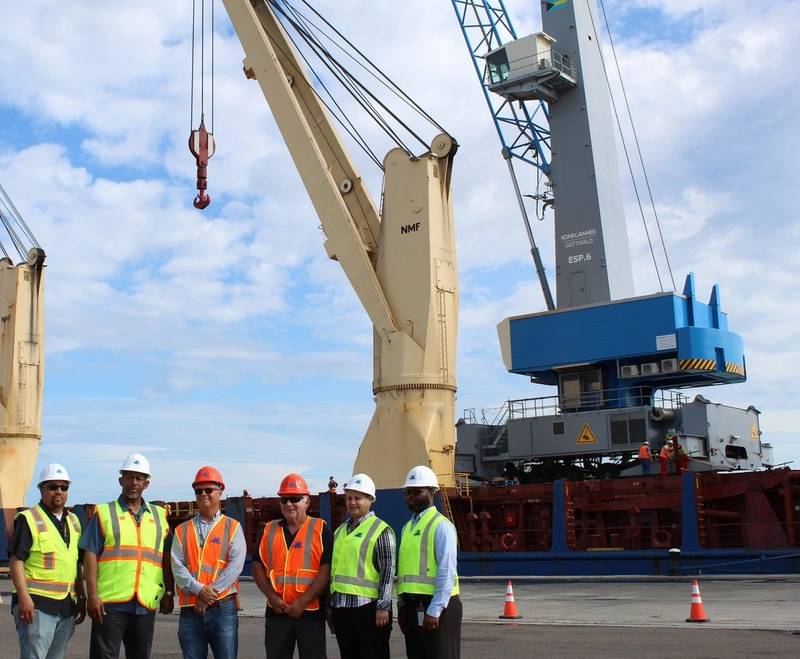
[637,441,654,476]
[171,466,245,659]
[253,473,333,659]
[659,439,674,476]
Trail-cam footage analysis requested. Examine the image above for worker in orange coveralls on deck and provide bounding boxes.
[674,439,689,474]
[252,473,333,659]
[659,439,674,476]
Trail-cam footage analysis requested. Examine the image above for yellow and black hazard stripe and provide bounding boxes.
[679,358,716,371]
[725,362,745,377]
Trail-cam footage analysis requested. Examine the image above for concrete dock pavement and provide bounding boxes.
[2,577,799,657]
[232,578,800,631]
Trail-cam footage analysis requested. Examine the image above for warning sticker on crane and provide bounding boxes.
[751,423,759,441]
[577,424,598,445]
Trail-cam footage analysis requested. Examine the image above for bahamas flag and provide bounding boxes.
[545,0,569,11]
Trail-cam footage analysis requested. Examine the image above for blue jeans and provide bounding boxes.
[13,604,75,659]
[641,460,651,476]
[178,599,239,659]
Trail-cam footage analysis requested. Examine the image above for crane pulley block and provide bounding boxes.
[188,119,215,209]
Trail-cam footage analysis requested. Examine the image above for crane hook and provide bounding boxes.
[188,117,215,210]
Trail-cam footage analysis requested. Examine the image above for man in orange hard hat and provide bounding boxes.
[252,473,333,659]
[171,466,245,659]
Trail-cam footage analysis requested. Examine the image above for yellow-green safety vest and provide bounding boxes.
[95,500,168,611]
[13,504,81,600]
[330,515,392,599]
[397,507,459,596]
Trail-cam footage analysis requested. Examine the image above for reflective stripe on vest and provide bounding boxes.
[330,515,390,598]
[13,505,81,600]
[397,507,459,596]
[258,516,324,610]
[95,501,167,611]
[176,515,240,607]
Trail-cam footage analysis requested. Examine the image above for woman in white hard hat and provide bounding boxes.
[328,473,395,659]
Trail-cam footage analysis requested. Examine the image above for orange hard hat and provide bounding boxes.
[192,466,225,490]
[278,473,310,496]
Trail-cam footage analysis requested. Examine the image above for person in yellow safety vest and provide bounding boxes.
[329,473,396,659]
[9,463,86,659]
[659,439,675,477]
[171,466,246,659]
[638,441,654,476]
[397,465,461,659]
[80,453,174,659]
[252,473,333,659]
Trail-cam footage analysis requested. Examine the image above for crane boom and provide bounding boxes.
[0,249,45,508]
[225,0,395,334]
[223,0,460,488]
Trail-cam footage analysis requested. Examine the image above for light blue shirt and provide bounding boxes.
[171,511,246,597]
[409,505,458,618]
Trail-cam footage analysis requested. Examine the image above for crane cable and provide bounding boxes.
[584,0,670,292]
[189,0,216,209]
[596,0,676,292]
[273,0,428,156]
[271,0,450,160]
[0,182,42,262]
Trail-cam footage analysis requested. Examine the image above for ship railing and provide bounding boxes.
[453,472,472,497]
[507,387,690,420]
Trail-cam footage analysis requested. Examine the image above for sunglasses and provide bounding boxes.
[280,496,304,505]
[194,487,220,496]
[45,484,69,492]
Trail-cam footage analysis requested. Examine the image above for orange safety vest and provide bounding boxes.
[659,445,673,460]
[175,514,240,608]
[258,516,324,611]
[637,445,652,461]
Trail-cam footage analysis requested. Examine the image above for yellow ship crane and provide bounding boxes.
[0,183,45,508]
[222,0,459,488]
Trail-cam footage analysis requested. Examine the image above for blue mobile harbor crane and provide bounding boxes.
[450,0,767,481]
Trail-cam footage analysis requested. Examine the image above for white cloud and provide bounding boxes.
[2,0,798,505]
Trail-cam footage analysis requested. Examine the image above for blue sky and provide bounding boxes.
[2,0,798,504]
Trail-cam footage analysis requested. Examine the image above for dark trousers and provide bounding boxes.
[399,595,461,659]
[264,613,326,659]
[332,602,391,659]
[90,610,155,659]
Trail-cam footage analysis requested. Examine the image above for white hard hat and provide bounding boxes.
[120,453,151,476]
[345,473,376,499]
[403,465,439,489]
[38,463,70,486]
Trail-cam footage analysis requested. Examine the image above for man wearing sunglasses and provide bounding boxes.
[80,453,174,659]
[253,473,333,659]
[9,463,86,659]
[171,466,245,659]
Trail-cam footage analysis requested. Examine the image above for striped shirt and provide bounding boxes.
[329,511,395,611]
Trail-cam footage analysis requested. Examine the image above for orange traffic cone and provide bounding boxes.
[499,580,523,620]
[685,580,710,623]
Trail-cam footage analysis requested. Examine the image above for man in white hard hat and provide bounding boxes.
[637,441,654,476]
[396,465,461,659]
[9,463,85,659]
[80,453,174,659]
[329,473,395,659]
